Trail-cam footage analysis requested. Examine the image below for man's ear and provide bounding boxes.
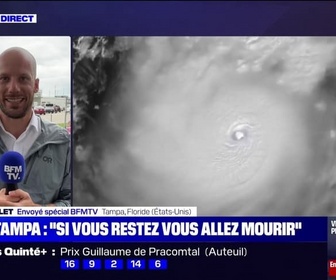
[34,78,39,93]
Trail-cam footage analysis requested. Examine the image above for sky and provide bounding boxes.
[0,36,70,97]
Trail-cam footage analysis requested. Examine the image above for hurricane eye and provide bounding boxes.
[232,129,247,141]
[229,123,252,142]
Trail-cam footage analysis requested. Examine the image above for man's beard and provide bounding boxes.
[0,101,32,119]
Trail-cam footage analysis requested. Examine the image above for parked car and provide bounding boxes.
[66,121,71,134]
[45,103,54,113]
[34,106,45,115]
[54,105,61,113]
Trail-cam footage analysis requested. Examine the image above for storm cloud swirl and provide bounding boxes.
[73,37,336,215]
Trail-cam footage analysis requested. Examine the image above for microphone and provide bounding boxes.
[0,151,25,195]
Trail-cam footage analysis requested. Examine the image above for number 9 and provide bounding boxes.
[89,260,95,268]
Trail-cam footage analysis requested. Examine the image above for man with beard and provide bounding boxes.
[0,47,71,206]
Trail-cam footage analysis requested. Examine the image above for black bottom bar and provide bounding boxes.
[0,242,326,280]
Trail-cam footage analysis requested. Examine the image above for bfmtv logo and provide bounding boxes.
[0,14,37,23]
[4,165,23,180]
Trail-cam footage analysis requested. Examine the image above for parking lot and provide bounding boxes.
[39,111,71,127]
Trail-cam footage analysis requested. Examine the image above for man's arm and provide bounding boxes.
[52,141,72,207]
